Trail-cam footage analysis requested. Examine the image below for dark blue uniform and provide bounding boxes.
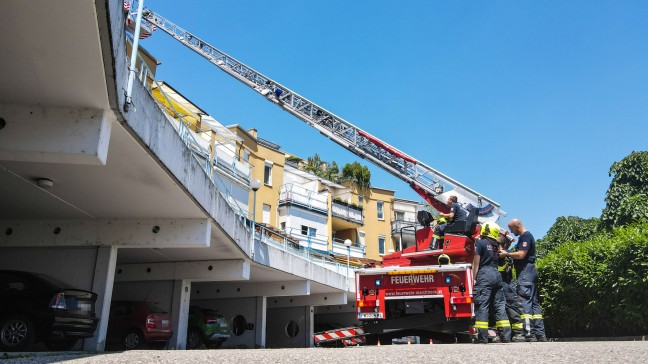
[473,238,511,343]
[514,231,546,340]
[498,254,524,337]
[434,202,468,237]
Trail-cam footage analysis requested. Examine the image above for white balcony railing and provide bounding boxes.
[279,183,328,213]
[331,200,363,225]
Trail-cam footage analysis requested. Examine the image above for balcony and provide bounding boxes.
[331,199,363,226]
[331,238,365,258]
[279,183,328,215]
[391,218,418,235]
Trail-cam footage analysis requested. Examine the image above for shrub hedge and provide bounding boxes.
[536,221,648,337]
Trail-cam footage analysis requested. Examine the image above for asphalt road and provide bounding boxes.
[3,341,648,364]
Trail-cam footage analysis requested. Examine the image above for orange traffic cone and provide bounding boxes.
[377,339,381,346]
[407,337,411,345]
[429,338,433,345]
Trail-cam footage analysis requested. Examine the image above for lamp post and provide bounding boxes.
[344,239,352,288]
[250,179,261,257]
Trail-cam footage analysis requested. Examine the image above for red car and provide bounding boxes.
[107,301,173,349]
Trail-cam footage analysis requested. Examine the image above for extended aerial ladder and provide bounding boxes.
[142,9,506,222]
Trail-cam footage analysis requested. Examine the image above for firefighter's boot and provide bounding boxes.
[427,237,440,250]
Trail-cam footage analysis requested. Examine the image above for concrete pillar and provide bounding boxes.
[255,296,267,348]
[169,279,192,349]
[306,305,314,348]
[84,246,118,351]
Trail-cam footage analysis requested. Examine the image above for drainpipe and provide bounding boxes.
[124,0,145,112]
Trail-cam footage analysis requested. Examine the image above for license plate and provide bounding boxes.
[161,320,169,326]
[358,312,383,319]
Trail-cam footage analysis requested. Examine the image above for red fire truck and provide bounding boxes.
[143,9,507,344]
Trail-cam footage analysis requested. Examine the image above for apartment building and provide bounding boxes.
[392,198,427,252]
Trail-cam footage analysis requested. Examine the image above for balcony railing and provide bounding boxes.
[331,200,363,225]
[331,238,365,258]
[391,218,418,234]
[279,184,328,214]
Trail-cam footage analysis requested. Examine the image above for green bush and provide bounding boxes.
[537,221,648,337]
[600,151,648,230]
[537,216,599,258]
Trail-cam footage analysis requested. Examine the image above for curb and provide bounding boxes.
[551,336,647,342]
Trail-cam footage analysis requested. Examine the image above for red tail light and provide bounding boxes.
[203,316,217,324]
[146,314,156,328]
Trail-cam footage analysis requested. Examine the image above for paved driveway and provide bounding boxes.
[4,341,648,363]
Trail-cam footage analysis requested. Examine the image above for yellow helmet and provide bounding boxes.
[480,222,500,240]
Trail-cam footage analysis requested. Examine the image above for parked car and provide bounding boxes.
[0,270,99,352]
[186,306,229,349]
[106,301,173,349]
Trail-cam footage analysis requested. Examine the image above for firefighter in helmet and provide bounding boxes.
[472,222,511,343]
[497,231,526,342]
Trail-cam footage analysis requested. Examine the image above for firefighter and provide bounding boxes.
[497,232,526,342]
[500,218,547,342]
[427,195,467,250]
[472,222,511,343]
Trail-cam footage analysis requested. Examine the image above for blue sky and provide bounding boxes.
[140,1,647,238]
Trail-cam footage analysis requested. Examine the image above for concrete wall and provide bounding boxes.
[192,297,259,348]
[266,306,312,348]
[112,281,175,313]
[0,247,99,290]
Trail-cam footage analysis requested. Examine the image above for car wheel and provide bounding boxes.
[0,314,35,352]
[186,328,203,350]
[44,338,79,351]
[123,329,144,350]
[205,340,223,349]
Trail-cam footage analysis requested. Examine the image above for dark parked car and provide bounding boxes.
[186,306,229,349]
[0,270,99,352]
[107,301,173,349]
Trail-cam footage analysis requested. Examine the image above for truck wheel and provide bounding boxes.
[0,315,35,352]
[123,329,144,350]
[186,328,203,349]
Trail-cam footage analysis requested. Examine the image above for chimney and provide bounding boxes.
[248,128,258,138]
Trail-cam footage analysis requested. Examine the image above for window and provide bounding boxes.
[280,222,286,231]
[377,201,384,220]
[243,149,250,163]
[301,225,316,237]
[358,231,366,246]
[395,211,405,222]
[264,161,273,185]
[378,236,386,255]
[358,196,363,206]
[262,204,271,224]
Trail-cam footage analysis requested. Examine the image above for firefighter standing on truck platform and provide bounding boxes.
[472,222,511,343]
[497,232,526,342]
[500,218,547,342]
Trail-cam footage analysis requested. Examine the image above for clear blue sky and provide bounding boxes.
[141,0,647,238]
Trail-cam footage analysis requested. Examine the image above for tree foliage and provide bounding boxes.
[536,216,599,258]
[600,151,648,230]
[537,222,648,337]
[341,161,371,191]
[298,154,370,190]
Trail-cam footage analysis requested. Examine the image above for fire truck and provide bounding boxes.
[141,8,507,344]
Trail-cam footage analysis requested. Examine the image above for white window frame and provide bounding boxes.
[377,200,384,220]
[264,160,273,186]
[378,235,386,255]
